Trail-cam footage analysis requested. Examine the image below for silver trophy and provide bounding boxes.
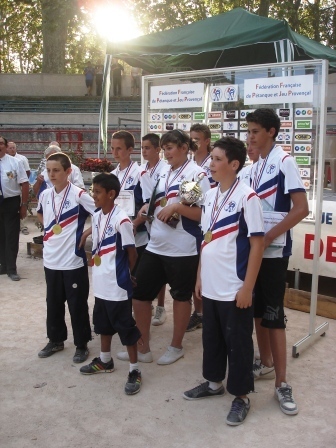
[167,172,205,228]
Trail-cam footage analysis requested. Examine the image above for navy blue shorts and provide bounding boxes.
[254,257,289,329]
[93,297,141,346]
[133,250,199,302]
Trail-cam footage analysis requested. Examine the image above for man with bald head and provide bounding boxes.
[7,141,30,178]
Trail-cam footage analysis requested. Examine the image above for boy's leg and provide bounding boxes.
[254,318,273,367]
[171,300,191,349]
[183,297,225,400]
[132,299,152,353]
[44,267,67,343]
[269,328,287,386]
[63,265,91,349]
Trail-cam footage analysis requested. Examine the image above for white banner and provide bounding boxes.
[244,75,313,105]
[289,201,336,278]
[150,83,204,109]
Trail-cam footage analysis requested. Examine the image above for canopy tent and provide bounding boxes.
[106,8,336,73]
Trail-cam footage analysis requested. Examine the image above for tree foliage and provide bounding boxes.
[0,0,335,74]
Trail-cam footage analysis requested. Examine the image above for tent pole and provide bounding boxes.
[292,59,329,358]
[98,54,112,158]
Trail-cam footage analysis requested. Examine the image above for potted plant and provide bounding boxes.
[80,158,114,183]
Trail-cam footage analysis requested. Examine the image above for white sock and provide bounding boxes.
[170,346,182,352]
[130,362,139,372]
[100,351,111,363]
[208,381,222,390]
[196,313,202,317]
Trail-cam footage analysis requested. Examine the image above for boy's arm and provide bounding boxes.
[264,191,309,249]
[126,246,138,274]
[195,256,202,300]
[36,212,43,226]
[235,235,264,309]
[78,226,92,249]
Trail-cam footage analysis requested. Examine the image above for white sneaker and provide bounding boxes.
[117,350,153,363]
[157,346,184,365]
[152,306,167,326]
[253,359,275,380]
[275,382,298,415]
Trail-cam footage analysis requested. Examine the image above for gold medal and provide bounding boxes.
[93,255,101,266]
[204,231,213,243]
[53,224,62,235]
[160,197,167,207]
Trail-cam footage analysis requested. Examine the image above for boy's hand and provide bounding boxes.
[195,276,202,301]
[130,275,137,287]
[78,227,92,249]
[138,204,149,218]
[157,204,177,223]
[235,287,253,309]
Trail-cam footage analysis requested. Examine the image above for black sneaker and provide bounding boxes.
[226,397,250,426]
[183,381,225,400]
[79,357,115,375]
[73,346,89,364]
[38,341,64,358]
[186,311,202,332]
[125,369,142,395]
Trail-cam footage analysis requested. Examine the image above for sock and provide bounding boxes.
[170,346,182,352]
[196,313,202,317]
[241,397,249,404]
[208,381,222,391]
[100,351,111,363]
[130,362,139,372]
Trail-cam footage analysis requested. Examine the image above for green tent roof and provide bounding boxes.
[107,8,336,73]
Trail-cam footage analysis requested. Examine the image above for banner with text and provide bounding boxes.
[244,75,313,105]
[150,83,204,109]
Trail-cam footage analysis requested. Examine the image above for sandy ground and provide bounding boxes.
[1,215,335,448]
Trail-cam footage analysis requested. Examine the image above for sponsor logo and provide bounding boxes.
[209,123,221,130]
[224,86,237,101]
[279,108,290,118]
[165,123,175,131]
[208,112,222,119]
[295,134,312,141]
[211,87,223,102]
[163,113,177,120]
[178,113,192,120]
[225,110,237,119]
[266,164,276,175]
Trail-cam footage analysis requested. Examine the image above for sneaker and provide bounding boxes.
[183,381,225,400]
[73,346,89,364]
[157,346,184,365]
[152,306,167,326]
[253,359,275,380]
[226,397,251,426]
[275,383,298,415]
[79,357,115,375]
[186,311,202,332]
[125,369,142,395]
[38,340,64,358]
[117,350,153,363]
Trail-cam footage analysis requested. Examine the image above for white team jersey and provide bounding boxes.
[0,154,28,197]
[112,162,148,248]
[147,160,211,256]
[91,205,135,301]
[37,183,96,270]
[238,163,253,186]
[250,145,305,259]
[139,159,167,202]
[200,180,264,301]
[193,154,217,188]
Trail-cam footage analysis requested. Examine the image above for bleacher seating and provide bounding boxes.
[0,98,141,114]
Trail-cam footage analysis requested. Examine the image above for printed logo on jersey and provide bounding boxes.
[63,199,71,210]
[126,176,134,185]
[106,225,115,236]
[224,201,236,213]
[266,164,276,175]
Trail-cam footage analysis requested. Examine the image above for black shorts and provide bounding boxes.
[254,257,289,329]
[93,297,141,346]
[85,79,93,87]
[133,250,199,302]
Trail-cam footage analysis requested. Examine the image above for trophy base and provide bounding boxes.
[167,214,180,229]
[141,212,154,224]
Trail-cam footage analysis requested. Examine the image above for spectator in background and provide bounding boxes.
[7,141,31,236]
[7,141,30,178]
[111,58,124,97]
[95,63,104,96]
[0,136,29,281]
[131,66,142,97]
[84,61,95,96]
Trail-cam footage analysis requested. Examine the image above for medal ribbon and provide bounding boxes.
[164,159,190,197]
[200,154,211,168]
[116,161,134,188]
[252,145,275,191]
[146,159,161,178]
[96,206,117,256]
[207,178,239,232]
[52,182,71,225]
